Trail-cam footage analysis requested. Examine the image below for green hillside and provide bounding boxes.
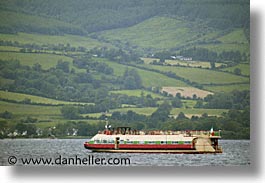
[97,17,249,57]
[0,0,250,139]
[218,29,248,44]
[0,10,85,35]
[96,16,206,51]
[197,28,249,56]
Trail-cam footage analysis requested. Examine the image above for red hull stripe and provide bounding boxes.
[84,143,193,150]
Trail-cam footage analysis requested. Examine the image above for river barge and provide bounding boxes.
[84,125,222,154]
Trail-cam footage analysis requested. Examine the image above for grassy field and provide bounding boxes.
[204,84,250,93]
[0,32,113,50]
[144,64,249,85]
[0,90,93,105]
[0,52,73,69]
[96,58,188,88]
[198,43,249,55]
[98,16,210,51]
[0,46,21,52]
[110,107,157,116]
[217,29,248,44]
[0,101,61,121]
[170,108,228,118]
[0,99,97,129]
[220,63,250,76]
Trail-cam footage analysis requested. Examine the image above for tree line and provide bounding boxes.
[179,47,247,63]
[56,89,249,139]
[194,90,249,110]
[0,0,249,35]
[0,107,249,139]
[0,40,87,53]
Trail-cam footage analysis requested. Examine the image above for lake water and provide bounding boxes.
[0,139,250,166]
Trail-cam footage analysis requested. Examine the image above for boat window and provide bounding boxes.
[95,140,100,144]
[184,141,191,144]
[148,141,155,144]
[103,140,107,143]
[172,141,179,144]
[160,141,166,144]
[139,141,145,144]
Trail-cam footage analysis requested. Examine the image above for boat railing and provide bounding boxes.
[98,129,221,136]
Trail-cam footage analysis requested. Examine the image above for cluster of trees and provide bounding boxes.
[73,58,114,75]
[0,60,100,102]
[158,108,250,139]
[0,120,107,138]
[153,51,172,63]
[51,121,105,137]
[61,93,158,119]
[0,121,37,138]
[0,107,250,139]
[195,90,249,110]
[106,102,250,139]
[0,59,143,103]
[110,111,146,123]
[57,89,250,139]
[0,111,13,119]
[179,47,247,63]
[73,56,143,90]
[0,89,250,139]
[119,69,142,89]
[89,47,143,64]
[150,47,248,66]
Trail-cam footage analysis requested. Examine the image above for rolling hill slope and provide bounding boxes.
[96,16,249,56]
[0,10,85,35]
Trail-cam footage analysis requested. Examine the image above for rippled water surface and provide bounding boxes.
[0,139,250,166]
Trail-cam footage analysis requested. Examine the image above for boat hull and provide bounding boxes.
[84,143,222,154]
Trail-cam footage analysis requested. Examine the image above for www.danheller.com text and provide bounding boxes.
[7,155,131,166]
